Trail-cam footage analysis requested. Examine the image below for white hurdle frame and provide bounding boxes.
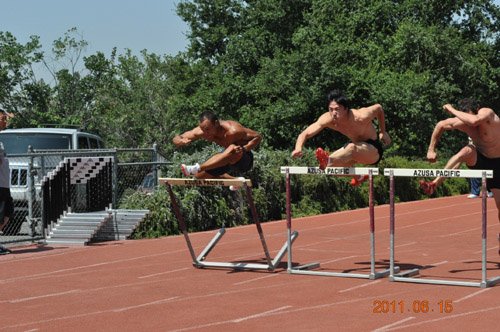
[281,166,397,279]
[160,178,298,271]
[385,168,500,288]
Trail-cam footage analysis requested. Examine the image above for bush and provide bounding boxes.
[120,146,469,239]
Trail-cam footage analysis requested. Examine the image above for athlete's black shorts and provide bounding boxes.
[205,151,254,177]
[469,151,500,190]
[365,139,384,165]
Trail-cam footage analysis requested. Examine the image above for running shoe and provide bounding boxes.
[181,163,200,176]
[315,147,329,170]
[0,245,11,255]
[350,175,369,186]
[419,180,436,195]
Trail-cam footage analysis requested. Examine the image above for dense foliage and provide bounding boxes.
[1,1,499,156]
[121,147,468,237]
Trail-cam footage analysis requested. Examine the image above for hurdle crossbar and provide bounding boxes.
[281,166,379,176]
[386,168,500,288]
[160,177,297,271]
[159,177,253,187]
[282,166,397,279]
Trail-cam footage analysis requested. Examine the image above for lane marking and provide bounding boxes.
[338,280,382,293]
[138,267,191,279]
[321,255,359,265]
[170,306,293,332]
[233,274,279,286]
[113,297,179,312]
[6,289,81,304]
[455,288,491,303]
[385,304,500,331]
[372,317,416,332]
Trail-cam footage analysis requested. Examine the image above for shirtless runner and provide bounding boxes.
[420,99,500,254]
[173,111,262,180]
[291,89,391,186]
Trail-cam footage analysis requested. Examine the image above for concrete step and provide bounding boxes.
[45,238,88,245]
[44,209,149,245]
[56,221,107,227]
[50,229,96,236]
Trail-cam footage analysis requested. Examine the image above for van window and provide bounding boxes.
[0,134,71,154]
[11,169,18,186]
[89,138,99,149]
[10,169,27,186]
[78,136,89,149]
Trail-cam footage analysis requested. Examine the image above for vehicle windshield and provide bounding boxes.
[0,133,72,154]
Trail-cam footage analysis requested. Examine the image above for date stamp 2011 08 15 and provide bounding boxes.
[372,300,453,314]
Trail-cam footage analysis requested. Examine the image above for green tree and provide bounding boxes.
[175,0,500,157]
[0,31,48,125]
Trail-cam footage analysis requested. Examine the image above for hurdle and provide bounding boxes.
[281,166,398,279]
[160,177,298,271]
[385,168,500,288]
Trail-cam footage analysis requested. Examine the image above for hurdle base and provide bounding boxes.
[195,261,275,271]
[192,230,299,272]
[288,265,398,280]
[197,228,226,262]
[289,269,372,279]
[483,276,500,288]
[370,266,400,280]
[391,274,500,288]
[390,267,420,280]
[292,262,321,271]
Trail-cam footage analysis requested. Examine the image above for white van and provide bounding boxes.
[0,128,104,153]
[0,128,105,234]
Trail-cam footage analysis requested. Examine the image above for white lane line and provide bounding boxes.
[322,255,359,265]
[233,274,279,286]
[0,252,172,284]
[393,242,417,248]
[113,297,179,312]
[428,260,448,266]
[339,280,382,293]
[1,283,443,331]
[385,304,500,331]
[6,289,81,303]
[0,296,181,330]
[138,267,191,279]
[170,306,293,331]
[455,288,491,303]
[372,317,416,332]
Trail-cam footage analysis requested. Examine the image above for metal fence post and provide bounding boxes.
[112,151,118,209]
[152,143,158,187]
[27,146,36,237]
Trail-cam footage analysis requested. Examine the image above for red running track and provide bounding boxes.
[0,195,499,331]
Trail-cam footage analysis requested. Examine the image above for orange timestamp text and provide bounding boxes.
[372,299,453,314]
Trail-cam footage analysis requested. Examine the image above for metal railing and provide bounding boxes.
[0,144,170,245]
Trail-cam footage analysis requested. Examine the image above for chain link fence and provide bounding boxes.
[0,145,169,245]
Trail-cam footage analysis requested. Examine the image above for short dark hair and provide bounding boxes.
[327,89,350,109]
[199,111,218,123]
[457,98,480,114]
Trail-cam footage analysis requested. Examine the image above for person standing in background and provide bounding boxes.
[0,108,13,254]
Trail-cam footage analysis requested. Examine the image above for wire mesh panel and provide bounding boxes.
[42,157,113,228]
[0,146,168,245]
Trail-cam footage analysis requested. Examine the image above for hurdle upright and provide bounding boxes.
[160,177,298,271]
[282,166,398,279]
[385,168,500,288]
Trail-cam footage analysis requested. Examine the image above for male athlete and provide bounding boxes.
[420,99,500,253]
[291,89,391,185]
[173,111,262,179]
